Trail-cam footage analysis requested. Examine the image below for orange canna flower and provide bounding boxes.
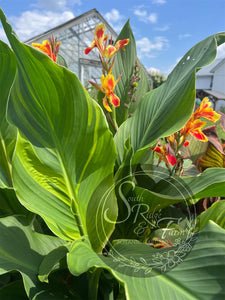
[85,23,129,59]
[89,73,121,112]
[84,23,109,57]
[194,97,221,122]
[181,97,220,143]
[105,39,130,59]
[153,145,177,166]
[181,118,207,141]
[32,37,61,62]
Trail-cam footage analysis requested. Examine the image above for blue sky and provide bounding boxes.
[0,0,225,74]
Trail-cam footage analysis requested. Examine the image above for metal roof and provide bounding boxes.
[196,58,225,76]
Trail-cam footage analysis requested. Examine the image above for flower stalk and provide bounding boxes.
[85,23,129,131]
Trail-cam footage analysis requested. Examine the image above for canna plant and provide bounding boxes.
[0,6,225,300]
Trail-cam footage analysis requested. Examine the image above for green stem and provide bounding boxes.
[88,268,102,300]
[111,106,118,132]
[106,111,117,133]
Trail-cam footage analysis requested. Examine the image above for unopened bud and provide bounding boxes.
[124,103,129,108]
[132,82,138,87]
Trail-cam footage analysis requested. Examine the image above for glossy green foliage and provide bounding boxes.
[0,6,225,300]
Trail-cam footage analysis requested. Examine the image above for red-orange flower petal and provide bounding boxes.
[103,96,112,112]
[109,92,120,107]
[153,146,164,155]
[115,39,130,50]
[105,45,117,59]
[194,97,221,122]
[166,154,177,166]
[32,40,56,61]
[94,24,108,57]
[85,41,97,55]
[184,141,189,147]
[191,129,208,141]
[105,39,130,59]
[153,146,177,166]
[95,23,105,43]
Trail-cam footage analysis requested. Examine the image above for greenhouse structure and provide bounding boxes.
[26,9,118,86]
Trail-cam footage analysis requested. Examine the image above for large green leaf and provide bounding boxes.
[114,32,225,165]
[197,200,225,230]
[68,222,225,300]
[112,20,150,126]
[0,41,17,188]
[112,166,225,239]
[0,9,117,251]
[152,167,225,204]
[0,216,64,299]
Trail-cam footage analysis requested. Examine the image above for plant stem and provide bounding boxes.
[111,106,118,131]
[106,111,118,133]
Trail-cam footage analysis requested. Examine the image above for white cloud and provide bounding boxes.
[149,13,158,23]
[9,10,74,41]
[0,28,8,44]
[134,9,158,23]
[136,36,169,58]
[217,43,225,58]
[104,9,123,23]
[178,33,192,39]
[104,9,124,33]
[133,9,147,18]
[148,67,161,73]
[154,25,170,31]
[152,0,166,4]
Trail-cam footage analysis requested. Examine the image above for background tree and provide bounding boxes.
[148,69,167,89]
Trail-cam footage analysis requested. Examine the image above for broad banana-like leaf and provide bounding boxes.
[0,216,64,299]
[114,32,225,165]
[0,9,117,251]
[197,200,225,230]
[68,222,225,300]
[0,40,17,188]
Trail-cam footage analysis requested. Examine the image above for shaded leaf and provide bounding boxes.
[0,216,64,299]
[0,188,31,217]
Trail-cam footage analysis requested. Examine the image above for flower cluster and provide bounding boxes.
[153,144,177,167]
[153,97,221,173]
[85,23,129,112]
[32,36,61,62]
[180,97,221,145]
